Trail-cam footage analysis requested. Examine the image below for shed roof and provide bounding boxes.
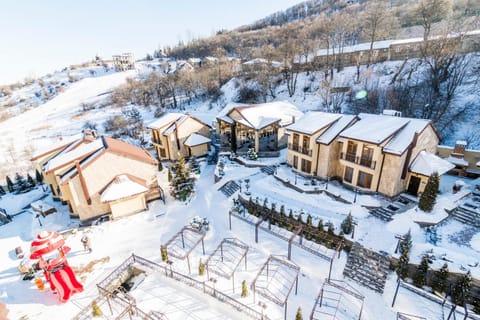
[409,151,454,176]
[184,133,211,147]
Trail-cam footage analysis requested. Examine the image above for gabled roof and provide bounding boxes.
[317,114,357,145]
[31,134,82,161]
[409,151,454,176]
[103,136,157,165]
[287,112,342,135]
[184,133,211,147]
[147,113,184,130]
[340,113,432,154]
[44,139,104,173]
[100,174,148,202]
[147,112,211,136]
[219,101,304,130]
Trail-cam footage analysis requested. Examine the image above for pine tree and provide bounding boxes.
[431,263,449,294]
[158,160,163,172]
[168,168,172,182]
[288,209,294,220]
[241,280,248,297]
[341,212,353,235]
[327,221,335,235]
[160,245,168,262]
[230,124,237,153]
[27,174,36,188]
[397,230,412,279]
[35,169,44,184]
[418,172,440,212]
[413,254,429,288]
[452,271,472,305]
[198,258,205,276]
[14,173,30,193]
[306,214,312,227]
[170,155,195,201]
[295,307,303,320]
[92,300,103,317]
[317,219,324,232]
[6,176,14,193]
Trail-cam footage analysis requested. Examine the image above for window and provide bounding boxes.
[344,167,354,183]
[301,159,311,173]
[346,141,357,162]
[293,155,298,169]
[357,171,373,189]
[293,133,299,145]
[360,146,374,168]
[159,148,166,158]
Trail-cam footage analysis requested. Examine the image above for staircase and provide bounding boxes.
[450,206,480,227]
[343,242,391,293]
[368,194,417,222]
[218,180,240,198]
[260,165,276,175]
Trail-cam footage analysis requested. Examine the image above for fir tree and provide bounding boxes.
[230,124,237,153]
[317,219,324,232]
[158,160,163,172]
[35,169,44,184]
[341,212,353,234]
[160,245,168,262]
[198,258,205,276]
[92,300,103,317]
[170,155,195,201]
[6,176,14,193]
[14,173,30,193]
[413,254,429,288]
[288,209,294,220]
[0,186,5,195]
[452,271,472,305]
[431,263,449,294]
[280,205,285,216]
[27,174,36,188]
[241,280,248,297]
[418,172,440,212]
[295,307,303,320]
[168,168,172,182]
[397,230,412,279]
[327,221,335,235]
[306,214,312,227]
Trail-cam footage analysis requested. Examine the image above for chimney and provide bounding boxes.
[292,115,296,123]
[452,140,466,158]
[82,129,97,142]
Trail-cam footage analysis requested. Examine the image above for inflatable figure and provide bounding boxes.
[30,231,83,302]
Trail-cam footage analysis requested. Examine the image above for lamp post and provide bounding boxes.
[326,176,329,190]
[353,188,358,203]
[210,277,217,296]
[258,301,267,320]
[352,221,357,239]
[166,260,173,277]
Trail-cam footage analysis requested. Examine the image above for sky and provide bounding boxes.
[0,0,301,85]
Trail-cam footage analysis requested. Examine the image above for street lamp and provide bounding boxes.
[353,188,358,203]
[210,277,218,296]
[258,301,267,320]
[326,176,329,190]
[166,260,174,277]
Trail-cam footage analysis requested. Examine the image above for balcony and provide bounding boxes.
[288,143,312,156]
[340,152,376,170]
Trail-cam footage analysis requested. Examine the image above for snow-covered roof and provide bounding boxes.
[147,113,183,130]
[409,151,454,176]
[184,133,211,147]
[243,58,282,68]
[316,40,395,58]
[162,115,188,136]
[100,174,148,202]
[317,115,357,145]
[31,133,82,160]
[445,156,469,167]
[287,112,342,135]
[220,101,303,130]
[340,113,431,154]
[44,139,104,172]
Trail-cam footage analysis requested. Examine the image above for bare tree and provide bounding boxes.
[361,0,397,67]
[414,0,453,41]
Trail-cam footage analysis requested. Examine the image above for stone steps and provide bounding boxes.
[219,180,240,198]
[450,206,480,227]
[260,165,276,175]
[343,242,390,293]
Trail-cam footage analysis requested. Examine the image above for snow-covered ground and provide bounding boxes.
[1,158,479,320]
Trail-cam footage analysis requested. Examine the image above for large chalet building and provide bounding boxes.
[286,111,453,197]
[31,130,160,222]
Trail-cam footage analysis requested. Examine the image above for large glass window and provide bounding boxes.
[346,142,357,162]
[301,159,311,173]
[344,167,354,183]
[360,146,374,168]
[293,155,298,169]
[357,171,373,189]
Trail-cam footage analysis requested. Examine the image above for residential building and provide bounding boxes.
[147,113,211,161]
[286,112,357,178]
[338,113,443,197]
[31,130,160,222]
[216,101,304,156]
[112,53,135,71]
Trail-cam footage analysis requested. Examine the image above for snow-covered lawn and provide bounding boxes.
[1,159,479,320]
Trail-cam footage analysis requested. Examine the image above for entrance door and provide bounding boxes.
[407,176,421,195]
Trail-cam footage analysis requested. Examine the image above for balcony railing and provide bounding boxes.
[340,152,376,170]
[288,143,312,156]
